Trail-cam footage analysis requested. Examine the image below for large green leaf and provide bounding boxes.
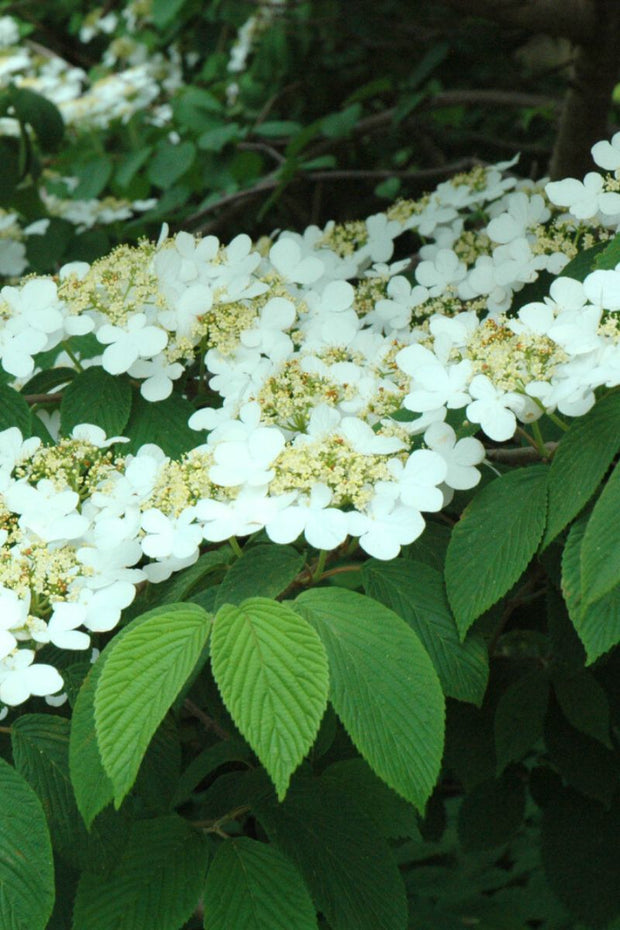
[294,587,444,812]
[253,776,407,930]
[69,660,115,828]
[123,391,198,458]
[542,789,620,927]
[544,390,620,546]
[457,773,526,852]
[494,672,549,773]
[445,465,548,635]
[60,368,132,437]
[12,715,126,872]
[203,837,318,929]
[0,757,55,930]
[9,86,64,150]
[214,543,304,609]
[0,383,32,436]
[553,672,612,748]
[211,597,328,799]
[362,558,488,705]
[72,815,208,930]
[580,459,620,607]
[562,513,620,662]
[94,603,211,805]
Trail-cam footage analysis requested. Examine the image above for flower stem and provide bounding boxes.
[61,340,85,373]
[312,549,328,582]
[228,536,243,558]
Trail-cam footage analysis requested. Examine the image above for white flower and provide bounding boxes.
[47,603,90,650]
[582,269,620,311]
[545,173,620,219]
[6,480,89,542]
[97,313,168,375]
[0,650,64,706]
[423,422,485,490]
[348,496,425,560]
[486,192,549,244]
[141,507,203,560]
[415,249,468,296]
[466,375,520,441]
[386,449,448,511]
[591,132,620,173]
[266,484,349,550]
[397,344,472,412]
[129,355,185,401]
[269,239,325,285]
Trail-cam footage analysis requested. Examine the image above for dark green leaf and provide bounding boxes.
[9,86,64,150]
[253,776,408,930]
[123,391,198,458]
[0,757,54,930]
[148,140,196,188]
[60,368,132,437]
[544,389,620,546]
[203,837,318,929]
[295,588,444,812]
[457,773,526,852]
[553,672,612,748]
[362,558,488,705]
[494,672,549,772]
[445,465,548,635]
[214,543,304,610]
[0,383,32,435]
[72,815,209,930]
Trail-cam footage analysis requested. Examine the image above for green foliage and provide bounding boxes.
[94,604,212,805]
[445,465,549,634]
[59,368,132,437]
[211,597,328,799]
[203,837,318,929]
[295,587,445,812]
[0,756,55,929]
[72,815,209,930]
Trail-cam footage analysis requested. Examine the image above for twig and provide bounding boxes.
[184,698,231,742]
[485,442,558,464]
[24,392,63,405]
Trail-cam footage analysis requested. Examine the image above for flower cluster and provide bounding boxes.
[3,133,620,707]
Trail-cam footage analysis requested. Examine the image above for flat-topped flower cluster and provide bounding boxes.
[2,133,620,708]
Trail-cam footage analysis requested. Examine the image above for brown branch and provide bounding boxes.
[486,442,558,464]
[439,0,597,44]
[24,392,63,405]
[549,0,620,178]
[184,698,231,742]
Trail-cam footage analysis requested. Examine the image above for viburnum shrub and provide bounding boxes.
[2,133,620,929]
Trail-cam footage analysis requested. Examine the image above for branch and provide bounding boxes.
[486,442,558,464]
[439,0,597,44]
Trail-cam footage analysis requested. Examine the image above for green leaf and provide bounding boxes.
[151,0,188,28]
[123,391,198,458]
[198,123,242,152]
[0,757,55,930]
[72,157,113,200]
[494,672,549,773]
[214,543,304,610]
[115,147,152,189]
[294,588,444,812]
[148,140,196,188]
[457,773,526,852]
[131,714,181,813]
[256,120,301,137]
[322,758,420,840]
[542,789,620,927]
[320,104,362,138]
[9,86,64,150]
[544,698,617,806]
[203,837,318,930]
[253,776,408,930]
[72,815,209,930]
[581,459,620,606]
[544,390,620,546]
[11,714,127,872]
[171,739,253,808]
[445,465,548,635]
[69,661,115,828]
[561,513,620,662]
[25,218,74,272]
[0,383,32,436]
[156,547,234,605]
[593,232,620,269]
[560,241,609,282]
[94,603,211,805]
[553,672,612,748]
[211,598,328,799]
[60,368,132,437]
[20,366,75,395]
[362,558,488,705]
